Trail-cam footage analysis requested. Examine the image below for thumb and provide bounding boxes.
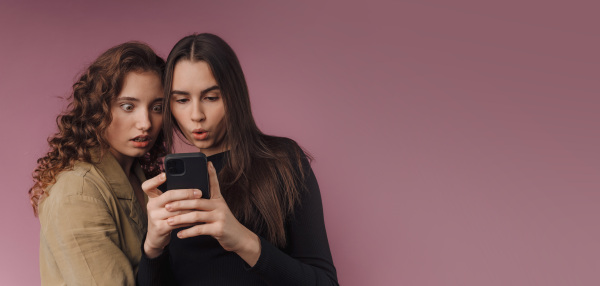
[208,161,222,199]
[142,172,166,198]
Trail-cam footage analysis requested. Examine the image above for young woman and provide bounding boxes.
[138,33,338,285]
[29,42,166,285]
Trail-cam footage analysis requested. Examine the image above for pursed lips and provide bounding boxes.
[191,129,208,140]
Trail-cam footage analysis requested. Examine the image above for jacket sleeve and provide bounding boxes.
[248,162,339,285]
[39,172,136,286]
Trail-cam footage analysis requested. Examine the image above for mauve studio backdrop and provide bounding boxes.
[1,0,598,285]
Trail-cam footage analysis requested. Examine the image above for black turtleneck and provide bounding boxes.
[137,151,338,285]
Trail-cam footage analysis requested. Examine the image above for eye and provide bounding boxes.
[152,104,163,113]
[120,103,134,112]
[204,94,220,102]
[174,98,189,104]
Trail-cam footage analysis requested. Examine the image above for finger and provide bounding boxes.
[208,161,222,199]
[165,199,215,212]
[155,188,203,206]
[167,210,214,226]
[149,208,194,221]
[169,222,196,229]
[142,173,166,198]
[177,223,215,239]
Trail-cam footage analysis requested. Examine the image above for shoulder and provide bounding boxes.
[262,135,311,163]
[42,161,108,202]
[260,135,315,186]
[262,135,301,151]
[38,161,114,224]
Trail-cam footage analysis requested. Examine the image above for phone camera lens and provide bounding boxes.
[166,159,185,175]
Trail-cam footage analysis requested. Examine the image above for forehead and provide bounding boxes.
[172,60,217,90]
[118,71,163,98]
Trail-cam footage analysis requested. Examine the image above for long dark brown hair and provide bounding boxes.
[29,41,166,216]
[163,33,310,247]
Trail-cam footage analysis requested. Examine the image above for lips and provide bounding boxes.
[131,135,151,148]
[131,135,150,142]
[192,129,208,140]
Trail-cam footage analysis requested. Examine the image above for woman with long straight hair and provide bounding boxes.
[139,33,338,285]
[30,42,166,285]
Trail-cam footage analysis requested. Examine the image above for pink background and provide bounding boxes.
[1,0,598,285]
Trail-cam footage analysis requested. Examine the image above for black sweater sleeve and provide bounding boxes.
[136,242,175,286]
[137,155,338,285]
[247,163,338,285]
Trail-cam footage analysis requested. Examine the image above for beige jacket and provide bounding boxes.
[38,151,148,286]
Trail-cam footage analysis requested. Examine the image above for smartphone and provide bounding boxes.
[164,152,210,199]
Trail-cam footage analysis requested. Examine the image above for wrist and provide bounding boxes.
[144,239,165,259]
[235,231,261,267]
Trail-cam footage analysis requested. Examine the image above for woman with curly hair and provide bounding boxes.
[29,42,166,285]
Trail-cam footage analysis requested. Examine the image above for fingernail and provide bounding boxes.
[160,173,166,180]
[194,190,202,197]
[167,217,174,224]
[177,232,183,238]
[209,162,214,169]
[165,204,171,210]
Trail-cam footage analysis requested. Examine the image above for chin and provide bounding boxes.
[191,142,210,150]
[128,150,149,158]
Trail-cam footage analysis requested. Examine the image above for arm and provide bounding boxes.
[137,241,175,286]
[38,174,135,285]
[166,160,338,285]
[248,163,339,285]
[162,160,338,285]
[137,173,201,286]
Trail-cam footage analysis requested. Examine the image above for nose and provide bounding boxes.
[136,109,152,131]
[191,101,205,122]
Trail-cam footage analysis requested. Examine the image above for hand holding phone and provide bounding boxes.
[142,152,210,258]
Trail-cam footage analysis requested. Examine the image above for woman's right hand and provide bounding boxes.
[142,173,203,258]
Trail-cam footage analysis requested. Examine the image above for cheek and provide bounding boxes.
[170,105,186,124]
[105,112,124,138]
[215,104,226,123]
[214,107,227,133]
[107,111,127,130]
[151,115,163,136]
[151,113,163,127]
[170,107,190,137]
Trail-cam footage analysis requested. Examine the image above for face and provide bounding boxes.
[170,60,227,156]
[105,71,164,166]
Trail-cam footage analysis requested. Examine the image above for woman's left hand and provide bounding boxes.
[165,161,261,266]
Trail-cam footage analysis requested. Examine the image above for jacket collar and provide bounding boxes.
[91,149,146,200]
[91,149,148,232]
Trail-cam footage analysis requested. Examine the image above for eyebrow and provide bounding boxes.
[117,96,164,102]
[171,85,220,96]
[152,97,165,103]
[117,96,140,102]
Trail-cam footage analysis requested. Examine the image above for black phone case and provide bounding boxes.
[164,152,210,199]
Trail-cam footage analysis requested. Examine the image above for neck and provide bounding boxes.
[108,148,135,177]
[201,142,230,157]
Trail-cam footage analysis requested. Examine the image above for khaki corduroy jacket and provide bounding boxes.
[38,151,148,286]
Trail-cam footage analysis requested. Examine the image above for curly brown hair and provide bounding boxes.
[29,41,166,216]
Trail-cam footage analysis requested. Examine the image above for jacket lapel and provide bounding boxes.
[93,150,148,235]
